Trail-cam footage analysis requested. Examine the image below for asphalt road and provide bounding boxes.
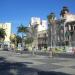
[16,50,75,58]
[0,51,75,75]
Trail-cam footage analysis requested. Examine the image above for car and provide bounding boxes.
[3,44,8,51]
[23,47,28,51]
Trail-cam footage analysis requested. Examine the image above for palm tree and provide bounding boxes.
[0,28,6,42]
[16,35,22,46]
[29,23,38,47]
[25,37,33,45]
[47,12,56,57]
[60,6,69,18]
[28,23,38,55]
[17,24,28,49]
[60,6,70,46]
[47,12,56,48]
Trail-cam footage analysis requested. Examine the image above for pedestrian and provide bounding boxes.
[48,46,53,58]
[32,46,35,56]
[72,48,75,54]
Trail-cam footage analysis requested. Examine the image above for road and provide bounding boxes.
[20,50,75,58]
[0,51,75,75]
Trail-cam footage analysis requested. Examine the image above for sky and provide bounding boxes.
[0,0,75,33]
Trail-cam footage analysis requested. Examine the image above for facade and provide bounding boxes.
[29,17,48,50]
[57,13,75,47]
[31,17,41,25]
[48,14,75,47]
[0,23,11,47]
[37,20,48,50]
[64,14,75,46]
[29,14,75,51]
[38,30,48,50]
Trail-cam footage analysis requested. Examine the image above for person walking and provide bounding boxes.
[48,46,53,58]
[32,46,35,56]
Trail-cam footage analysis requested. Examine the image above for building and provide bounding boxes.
[64,14,75,46]
[31,17,41,25]
[29,14,75,51]
[0,23,11,47]
[29,17,48,50]
[37,20,48,50]
[57,11,75,47]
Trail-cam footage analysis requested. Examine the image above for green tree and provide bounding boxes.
[60,6,69,18]
[10,34,22,47]
[17,24,28,48]
[16,35,22,45]
[47,13,55,23]
[0,28,6,42]
[25,37,33,45]
[10,34,17,47]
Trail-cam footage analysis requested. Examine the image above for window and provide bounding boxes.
[71,26,73,30]
[74,26,75,30]
[38,34,40,37]
[44,33,46,37]
[0,44,1,48]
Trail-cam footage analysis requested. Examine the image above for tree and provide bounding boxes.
[10,34,15,44]
[25,37,33,45]
[0,28,6,42]
[47,12,57,58]
[16,35,22,45]
[60,6,69,18]
[29,23,38,48]
[60,6,70,46]
[47,12,56,48]
[10,34,17,48]
[17,24,28,48]
[30,25,36,38]
[10,34,22,47]
[47,13,55,23]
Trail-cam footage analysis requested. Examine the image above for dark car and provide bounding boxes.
[3,45,8,51]
[23,47,28,51]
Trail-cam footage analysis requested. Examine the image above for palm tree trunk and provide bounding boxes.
[22,33,24,50]
[69,35,71,46]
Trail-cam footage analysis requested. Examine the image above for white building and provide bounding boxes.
[31,17,41,25]
[64,14,75,22]
[31,17,48,32]
[64,13,75,47]
[0,23,11,47]
[38,20,48,32]
[30,17,48,50]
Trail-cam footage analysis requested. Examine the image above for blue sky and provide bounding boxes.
[0,0,75,33]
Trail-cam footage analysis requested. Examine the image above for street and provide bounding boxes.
[0,51,75,75]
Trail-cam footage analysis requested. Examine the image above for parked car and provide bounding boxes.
[23,47,28,51]
[3,44,8,51]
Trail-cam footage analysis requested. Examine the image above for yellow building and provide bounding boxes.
[0,23,11,47]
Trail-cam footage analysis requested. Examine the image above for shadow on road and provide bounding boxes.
[0,57,72,75]
[38,71,71,75]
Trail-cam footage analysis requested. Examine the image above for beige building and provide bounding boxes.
[0,23,11,47]
[30,17,48,50]
[64,13,75,46]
